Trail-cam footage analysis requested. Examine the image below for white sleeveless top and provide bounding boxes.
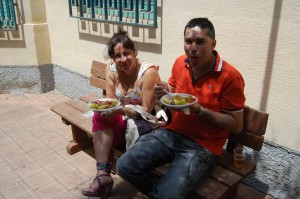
[109,62,159,105]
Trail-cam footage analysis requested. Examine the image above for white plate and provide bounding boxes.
[89,98,121,112]
[160,93,198,109]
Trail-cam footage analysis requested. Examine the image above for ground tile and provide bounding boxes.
[11,131,35,145]
[29,124,54,138]
[36,152,64,168]
[0,137,16,151]
[78,160,96,177]
[0,162,12,176]
[34,181,65,199]
[49,191,74,199]
[0,171,21,190]
[26,144,52,160]
[19,137,42,152]
[23,171,53,190]
[22,120,46,132]
[46,136,68,152]
[0,144,24,161]
[16,161,43,179]
[3,125,25,138]
[15,191,36,199]
[58,169,89,190]
[1,182,29,199]
[0,118,19,131]
[56,147,74,161]
[67,151,94,168]
[46,161,77,178]
[7,153,34,170]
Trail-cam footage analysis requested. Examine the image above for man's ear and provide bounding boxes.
[134,49,138,57]
[212,39,217,50]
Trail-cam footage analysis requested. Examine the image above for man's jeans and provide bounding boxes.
[116,128,218,199]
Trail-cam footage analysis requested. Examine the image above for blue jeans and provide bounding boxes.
[116,128,218,199]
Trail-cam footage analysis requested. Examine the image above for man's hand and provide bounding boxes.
[190,103,205,115]
[154,82,169,100]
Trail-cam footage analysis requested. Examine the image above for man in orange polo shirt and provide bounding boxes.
[117,18,245,199]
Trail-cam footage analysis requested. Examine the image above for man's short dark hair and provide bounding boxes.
[184,18,215,40]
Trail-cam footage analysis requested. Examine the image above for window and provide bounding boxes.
[0,0,17,30]
[68,0,157,28]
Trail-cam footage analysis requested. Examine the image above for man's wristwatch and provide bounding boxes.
[196,106,205,116]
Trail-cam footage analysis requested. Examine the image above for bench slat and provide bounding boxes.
[218,150,256,177]
[66,99,90,113]
[226,106,269,152]
[193,178,229,199]
[51,102,93,134]
[244,106,269,136]
[228,131,264,151]
[91,60,106,79]
[79,93,102,102]
[211,166,243,187]
[90,76,106,91]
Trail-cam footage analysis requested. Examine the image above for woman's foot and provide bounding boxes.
[82,170,114,198]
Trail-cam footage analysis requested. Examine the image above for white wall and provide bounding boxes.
[1,0,299,152]
[0,0,51,65]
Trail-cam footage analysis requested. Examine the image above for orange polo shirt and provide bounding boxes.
[166,51,245,156]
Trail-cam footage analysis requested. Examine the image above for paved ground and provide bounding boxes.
[0,91,274,199]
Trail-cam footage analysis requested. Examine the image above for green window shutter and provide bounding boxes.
[0,0,17,30]
[68,0,157,28]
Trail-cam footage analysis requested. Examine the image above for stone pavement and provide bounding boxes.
[0,91,274,199]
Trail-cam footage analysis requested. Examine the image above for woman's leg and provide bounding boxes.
[83,114,126,197]
[82,128,114,197]
[93,128,114,163]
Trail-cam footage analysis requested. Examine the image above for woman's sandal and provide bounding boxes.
[82,173,114,198]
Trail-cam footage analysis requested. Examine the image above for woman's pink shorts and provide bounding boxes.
[92,112,126,147]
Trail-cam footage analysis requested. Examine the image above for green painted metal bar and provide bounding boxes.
[113,0,117,9]
[134,0,138,24]
[0,0,5,18]
[141,0,144,10]
[0,0,3,29]
[124,0,127,8]
[68,0,73,16]
[153,0,157,27]
[129,0,133,10]
[118,0,122,21]
[8,0,15,27]
[4,0,10,20]
[79,0,84,17]
[147,0,150,11]
[104,0,108,20]
[91,0,95,18]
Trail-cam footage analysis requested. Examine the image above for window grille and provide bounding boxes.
[68,0,157,28]
[0,0,17,30]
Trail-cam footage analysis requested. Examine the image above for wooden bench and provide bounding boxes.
[51,60,269,199]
